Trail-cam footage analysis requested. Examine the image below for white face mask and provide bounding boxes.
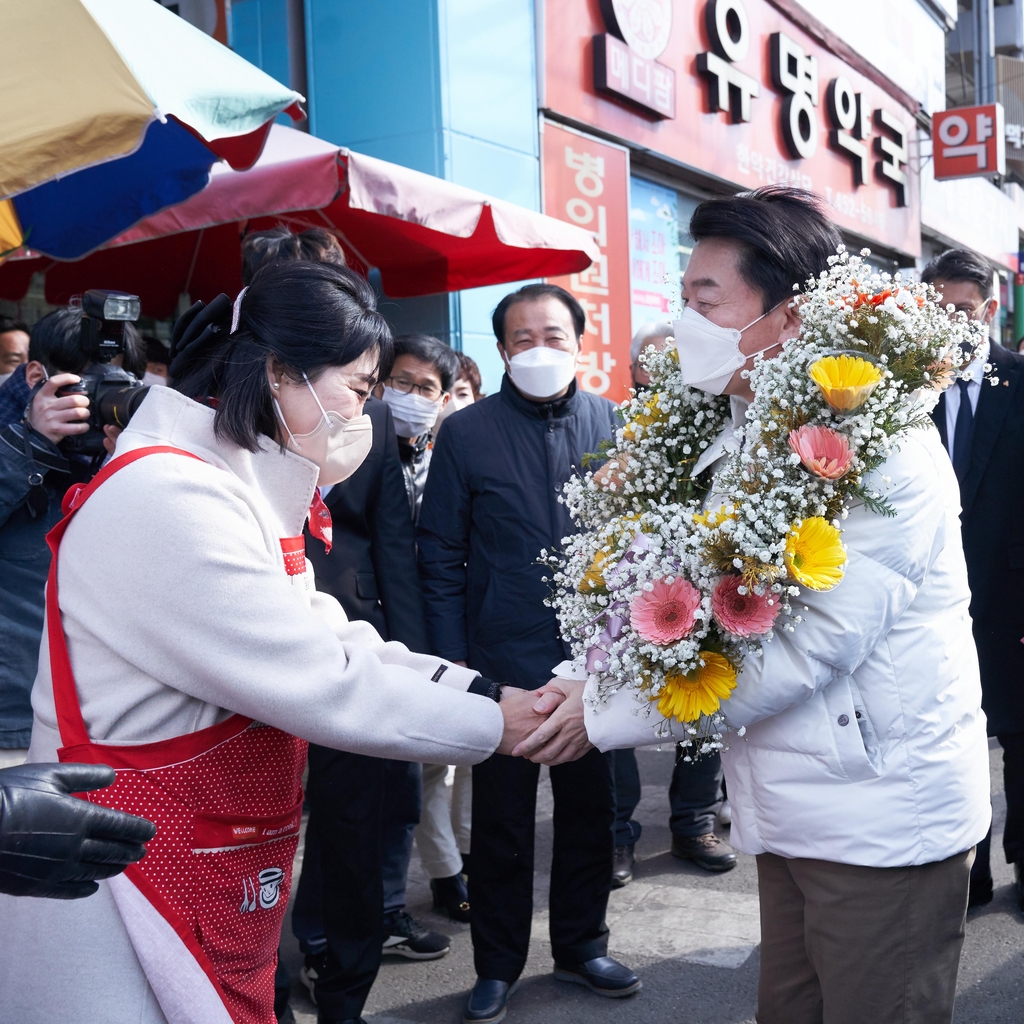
[504,346,578,399]
[671,304,776,395]
[381,385,443,438]
[273,373,373,486]
[141,371,168,388]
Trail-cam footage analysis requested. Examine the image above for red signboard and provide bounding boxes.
[933,103,1006,181]
[543,122,633,404]
[544,0,922,258]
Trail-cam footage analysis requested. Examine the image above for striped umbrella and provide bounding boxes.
[0,0,302,260]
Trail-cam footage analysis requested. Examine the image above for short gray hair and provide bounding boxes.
[630,320,674,363]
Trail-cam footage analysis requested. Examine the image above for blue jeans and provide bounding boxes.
[669,746,723,837]
[608,749,642,847]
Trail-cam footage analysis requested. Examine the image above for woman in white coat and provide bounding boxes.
[0,261,549,1024]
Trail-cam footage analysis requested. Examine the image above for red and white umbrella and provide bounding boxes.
[0,126,598,317]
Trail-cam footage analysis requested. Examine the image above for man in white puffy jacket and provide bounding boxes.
[575,187,991,1024]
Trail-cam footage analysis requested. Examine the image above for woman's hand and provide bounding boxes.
[512,679,592,766]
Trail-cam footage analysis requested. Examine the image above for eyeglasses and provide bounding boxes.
[387,375,444,402]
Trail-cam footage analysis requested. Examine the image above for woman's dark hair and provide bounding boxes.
[688,185,842,312]
[920,248,995,300]
[491,283,586,344]
[29,306,143,376]
[170,261,393,451]
[456,351,482,398]
[393,333,461,393]
[241,227,346,286]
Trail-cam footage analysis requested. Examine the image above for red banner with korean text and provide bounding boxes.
[543,121,633,404]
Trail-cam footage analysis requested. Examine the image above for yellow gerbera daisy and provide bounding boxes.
[578,548,611,593]
[655,652,737,722]
[784,517,846,591]
[622,393,664,440]
[809,354,882,413]
[692,505,735,529]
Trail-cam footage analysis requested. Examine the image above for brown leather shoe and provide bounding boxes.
[671,832,737,872]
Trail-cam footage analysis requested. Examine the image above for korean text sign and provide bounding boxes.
[543,121,633,403]
[933,104,1006,181]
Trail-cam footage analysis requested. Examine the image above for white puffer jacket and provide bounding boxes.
[583,424,991,868]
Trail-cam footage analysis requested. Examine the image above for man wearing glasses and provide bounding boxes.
[923,248,1024,914]
[379,334,459,521]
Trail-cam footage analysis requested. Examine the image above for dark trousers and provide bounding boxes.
[972,731,1024,888]
[669,746,724,837]
[291,748,421,1020]
[469,748,615,982]
[609,748,642,847]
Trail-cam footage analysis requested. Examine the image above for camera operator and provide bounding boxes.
[0,304,143,764]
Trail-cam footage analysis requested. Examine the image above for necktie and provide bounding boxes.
[951,378,974,482]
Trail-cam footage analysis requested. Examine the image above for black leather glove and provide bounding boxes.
[0,762,156,900]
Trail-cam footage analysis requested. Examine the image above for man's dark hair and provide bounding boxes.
[241,227,347,286]
[144,336,169,367]
[29,307,143,375]
[920,248,995,300]
[688,186,842,312]
[0,316,29,336]
[393,333,460,393]
[456,351,482,398]
[491,283,586,344]
[172,261,393,451]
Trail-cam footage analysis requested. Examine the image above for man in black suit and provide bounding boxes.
[291,399,453,1023]
[924,248,1024,911]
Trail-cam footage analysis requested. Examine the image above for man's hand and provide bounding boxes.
[511,678,592,766]
[25,374,90,444]
[102,425,123,457]
[496,686,565,756]
[0,762,156,900]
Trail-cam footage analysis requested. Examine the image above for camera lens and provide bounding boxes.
[97,385,150,429]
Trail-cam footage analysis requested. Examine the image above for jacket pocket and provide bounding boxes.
[356,573,380,601]
[823,674,880,782]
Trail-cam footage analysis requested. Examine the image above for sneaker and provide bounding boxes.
[717,799,732,827]
[298,951,327,1005]
[382,910,451,959]
[671,832,737,872]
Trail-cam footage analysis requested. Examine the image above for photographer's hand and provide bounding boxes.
[26,374,90,444]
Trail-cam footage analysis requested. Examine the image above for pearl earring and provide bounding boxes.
[272,382,280,389]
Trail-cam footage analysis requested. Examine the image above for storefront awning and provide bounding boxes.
[0,126,598,316]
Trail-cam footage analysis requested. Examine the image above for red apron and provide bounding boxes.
[47,446,308,1024]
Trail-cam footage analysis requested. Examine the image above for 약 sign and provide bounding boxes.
[933,103,1006,181]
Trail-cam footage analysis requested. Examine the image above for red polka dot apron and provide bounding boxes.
[46,447,309,1024]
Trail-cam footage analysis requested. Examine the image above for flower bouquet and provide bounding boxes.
[546,247,988,755]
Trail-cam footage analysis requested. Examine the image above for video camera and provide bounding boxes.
[56,290,150,457]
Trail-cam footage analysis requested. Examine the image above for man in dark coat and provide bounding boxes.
[291,396,452,1023]
[924,248,1024,910]
[418,284,641,1024]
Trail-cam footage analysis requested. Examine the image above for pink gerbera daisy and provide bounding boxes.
[712,575,780,638]
[630,578,700,645]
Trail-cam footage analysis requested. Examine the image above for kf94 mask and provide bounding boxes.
[273,373,373,486]
[381,385,443,438]
[505,346,578,399]
[671,304,777,395]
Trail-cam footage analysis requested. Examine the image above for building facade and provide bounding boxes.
[171,0,1024,396]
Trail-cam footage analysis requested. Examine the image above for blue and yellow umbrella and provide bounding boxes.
[0,0,302,260]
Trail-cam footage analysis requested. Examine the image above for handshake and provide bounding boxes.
[496,678,591,766]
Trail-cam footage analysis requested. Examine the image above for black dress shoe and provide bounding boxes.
[554,956,641,997]
[611,845,635,888]
[671,832,737,872]
[463,978,519,1024]
[432,872,472,922]
[968,875,994,908]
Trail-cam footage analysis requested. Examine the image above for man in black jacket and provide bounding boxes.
[418,284,641,1024]
[291,397,452,1024]
[924,248,1024,911]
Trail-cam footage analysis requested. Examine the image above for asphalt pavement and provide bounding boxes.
[280,741,1024,1024]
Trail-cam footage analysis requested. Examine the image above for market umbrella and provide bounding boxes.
[0,0,302,260]
[0,126,599,316]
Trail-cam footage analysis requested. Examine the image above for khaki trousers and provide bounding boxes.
[414,762,472,879]
[756,848,974,1024]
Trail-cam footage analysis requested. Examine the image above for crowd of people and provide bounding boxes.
[0,187,1019,1024]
